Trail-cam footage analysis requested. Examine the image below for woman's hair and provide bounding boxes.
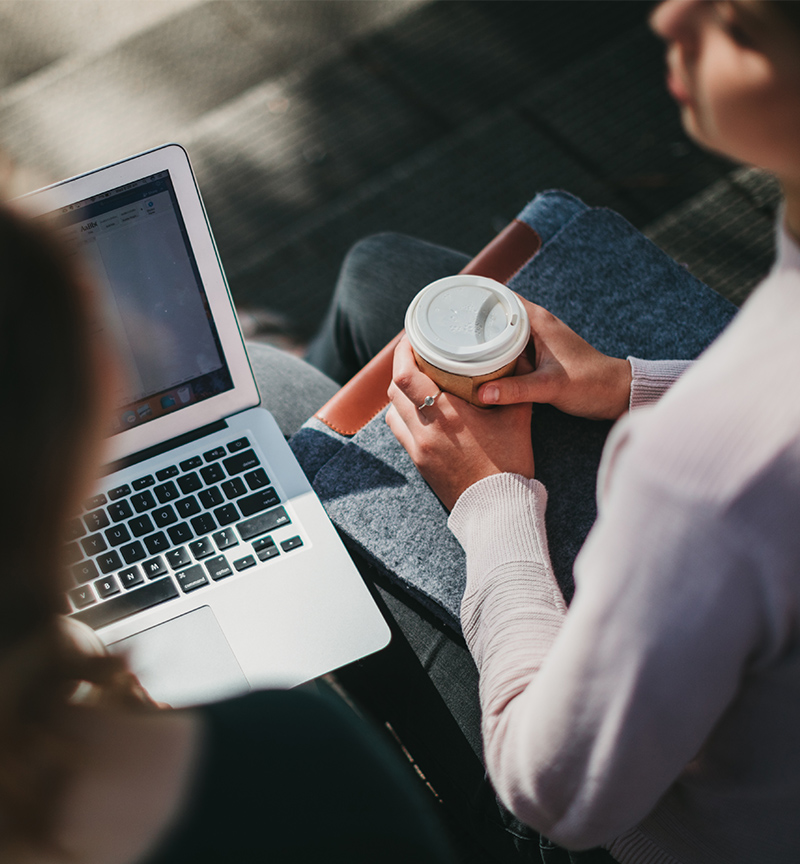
[0,205,145,856]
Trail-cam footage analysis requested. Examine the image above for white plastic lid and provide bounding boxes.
[405,275,529,375]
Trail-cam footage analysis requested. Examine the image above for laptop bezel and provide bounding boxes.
[14,143,259,465]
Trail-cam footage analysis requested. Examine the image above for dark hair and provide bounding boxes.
[767,0,800,32]
[0,206,143,855]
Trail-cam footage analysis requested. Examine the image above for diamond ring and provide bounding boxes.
[417,391,441,411]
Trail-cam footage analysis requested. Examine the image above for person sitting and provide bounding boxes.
[0,204,455,864]
[379,1,800,861]
[264,1,800,861]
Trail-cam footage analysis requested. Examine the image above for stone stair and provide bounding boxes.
[0,0,780,348]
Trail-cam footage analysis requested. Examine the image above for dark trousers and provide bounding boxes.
[302,232,618,864]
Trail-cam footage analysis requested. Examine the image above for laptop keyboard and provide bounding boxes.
[64,436,303,630]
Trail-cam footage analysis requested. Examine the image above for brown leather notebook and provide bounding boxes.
[315,219,543,436]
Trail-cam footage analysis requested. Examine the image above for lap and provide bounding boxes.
[255,230,622,862]
[247,341,339,438]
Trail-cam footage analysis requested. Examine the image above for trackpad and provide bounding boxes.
[109,606,250,708]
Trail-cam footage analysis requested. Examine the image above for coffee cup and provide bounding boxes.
[404,275,529,406]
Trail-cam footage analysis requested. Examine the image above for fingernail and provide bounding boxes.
[482,384,499,404]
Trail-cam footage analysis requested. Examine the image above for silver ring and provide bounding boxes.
[417,391,441,411]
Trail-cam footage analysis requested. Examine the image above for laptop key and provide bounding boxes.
[166,547,191,570]
[72,577,179,629]
[97,550,123,574]
[119,566,145,589]
[168,522,193,545]
[129,514,155,537]
[237,506,291,541]
[214,504,239,526]
[203,447,227,462]
[152,505,178,528]
[198,488,224,509]
[66,518,86,540]
[281,536,304,553]
[69,585,97,609]
[120,541,146,565]
[72,560,99,585]
[154,481,179,503]
[238,488,281,518]
[132,475,155,490]
[213,528,238,550]
[155,465,179,481]
[227,437,250,453]
[143,556,168,579]
[253,537,279,562]
[190,513,217,536]
[176,496,201,518]
[108,500,133,522]
[180,456,203,472]
[200,463,225,485]
[189,538,215,560]
[81,533,108,557]
[144,531,170,555]
[221,478,247,499]
[176,564,208,593]
[233,555,256,572]
[131,491,156,513]
[223,449,259,476]
[206,555,233,581]
[85,509,110,532]
[177,472,202,494]
[108,484,131,501]
[244,468,270,490]
[94,575,121,599]
[105,524,131,547]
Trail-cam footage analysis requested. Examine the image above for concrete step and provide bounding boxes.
[186,9,759,343]
[644,167,781,307]
[0,0,423,192]
[0,0,200,90]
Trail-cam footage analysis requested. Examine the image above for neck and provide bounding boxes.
[781,178,800,245]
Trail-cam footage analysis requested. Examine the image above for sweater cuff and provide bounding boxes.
[627,357,693,409]
[448,473,551,578]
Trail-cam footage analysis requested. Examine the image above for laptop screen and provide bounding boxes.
[38,170,234,436]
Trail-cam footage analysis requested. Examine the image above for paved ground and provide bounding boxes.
[0,1,781,350]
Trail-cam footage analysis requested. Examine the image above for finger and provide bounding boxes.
[391,337,425,393]
[385,402,416,453]
[391,337,443,412]
[478,370,552,406]
[515,351,535,376]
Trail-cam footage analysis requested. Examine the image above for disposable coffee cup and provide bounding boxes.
[404,275,529,406]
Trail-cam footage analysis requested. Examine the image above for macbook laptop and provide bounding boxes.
[19,144,391,706]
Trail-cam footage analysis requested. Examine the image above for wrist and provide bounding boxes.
[603,357,633,420]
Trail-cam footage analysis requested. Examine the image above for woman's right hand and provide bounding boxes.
[478,297,632,421]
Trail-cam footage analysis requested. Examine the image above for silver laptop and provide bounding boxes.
[19,144,390,707]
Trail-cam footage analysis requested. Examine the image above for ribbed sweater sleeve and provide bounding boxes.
[627,358,692,409]
[450,474,566,706]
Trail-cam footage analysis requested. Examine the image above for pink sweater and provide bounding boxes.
[450,226,800,864]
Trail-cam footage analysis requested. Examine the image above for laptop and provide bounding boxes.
[19,144,391,707]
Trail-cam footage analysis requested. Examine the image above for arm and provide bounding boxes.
[477,297,690,415]
[449,446,766,849]
[387,333,763,848]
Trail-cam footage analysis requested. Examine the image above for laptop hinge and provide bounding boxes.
[104,419,229,476]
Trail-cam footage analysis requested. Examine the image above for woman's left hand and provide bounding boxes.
[386,338,535,511]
